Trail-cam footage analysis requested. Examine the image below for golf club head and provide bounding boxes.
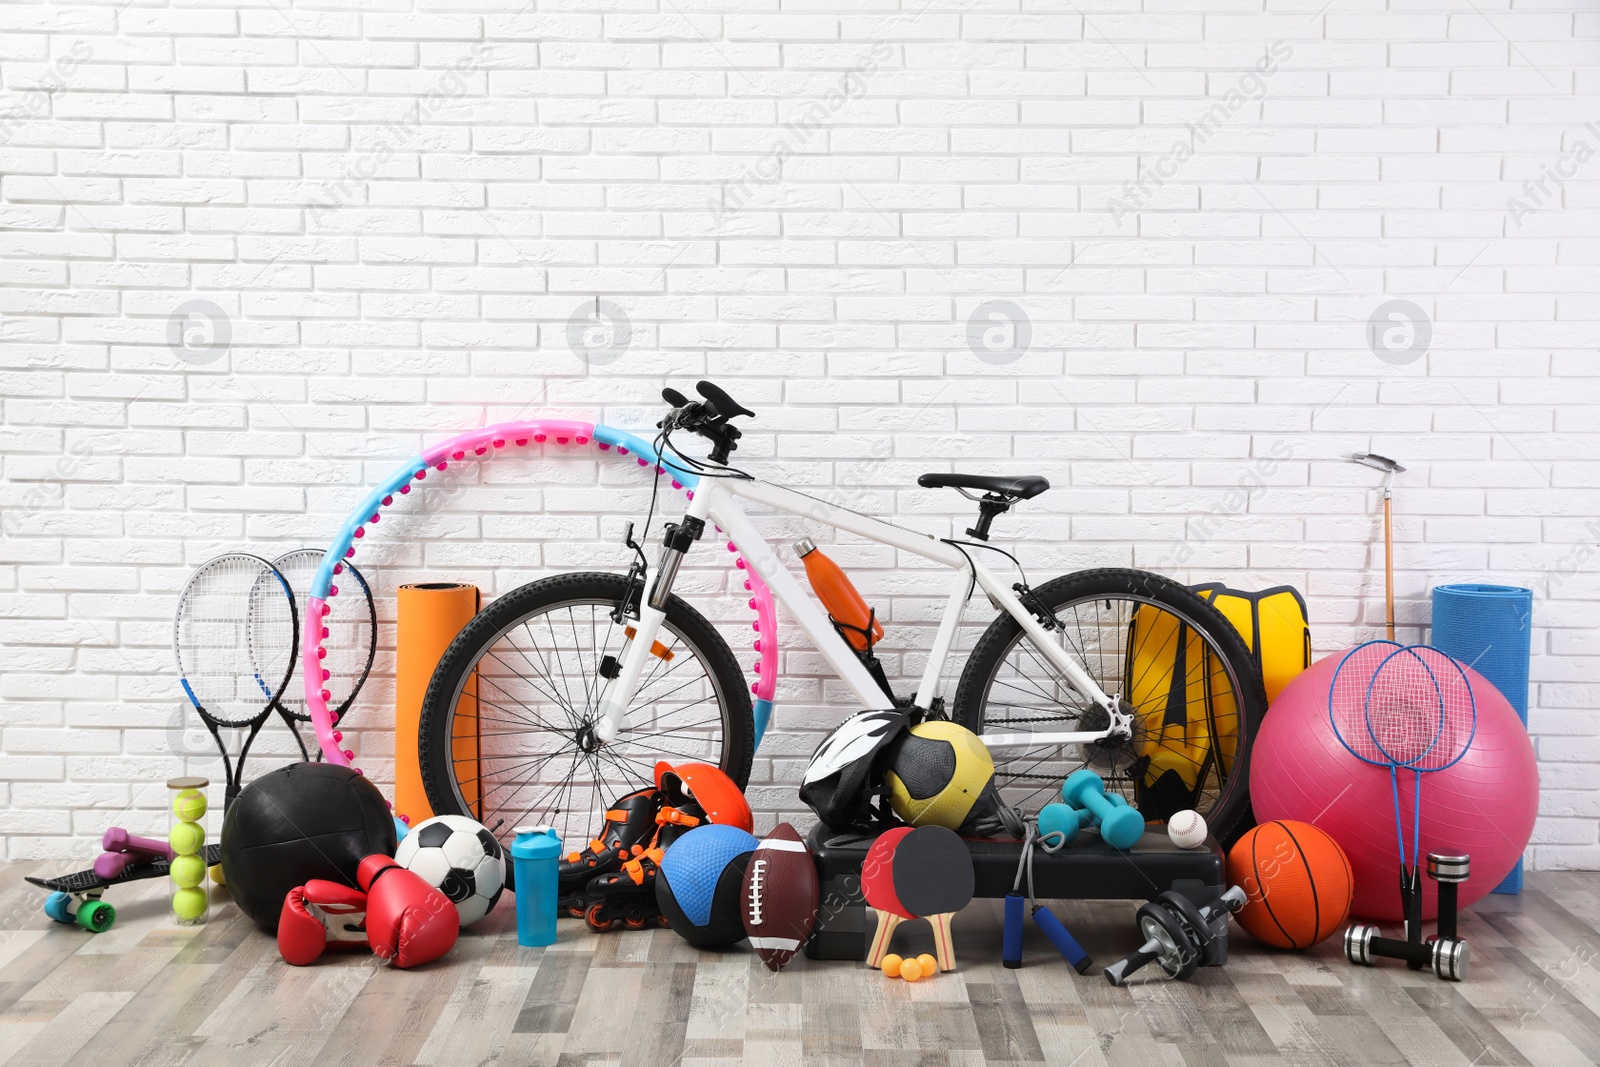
[1351,452,1406,474]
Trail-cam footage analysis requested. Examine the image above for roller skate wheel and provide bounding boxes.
[584,903,618,933]
[77,900,115,933]
[43,892,73,925]
[624,916,651,931]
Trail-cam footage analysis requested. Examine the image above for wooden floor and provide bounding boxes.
[2,862,1599,1067]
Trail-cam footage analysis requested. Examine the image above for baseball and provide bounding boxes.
[1168,809,1208,849]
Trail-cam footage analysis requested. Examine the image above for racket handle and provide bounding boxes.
[1003,893,1025,969]
[1406,868,1425,968]
[931,912,956,972]
[1104,938,1161,987]
[866,909,901,969]
[1032,904,1092,974]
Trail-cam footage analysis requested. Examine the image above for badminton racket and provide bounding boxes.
[1365,645,1476,943]
[1328,642,1403,913]
[269,549,376,761]
[172,553,298,808]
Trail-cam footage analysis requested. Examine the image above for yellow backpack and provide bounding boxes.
[1124,585,1310,799]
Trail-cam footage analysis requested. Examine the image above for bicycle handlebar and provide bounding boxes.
[657,381,752,465]
[695,380,754,420]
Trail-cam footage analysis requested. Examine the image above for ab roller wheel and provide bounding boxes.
[1104,886,1246,986]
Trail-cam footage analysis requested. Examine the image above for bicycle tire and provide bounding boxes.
[419,571,754,868]
[952,567,1265,845]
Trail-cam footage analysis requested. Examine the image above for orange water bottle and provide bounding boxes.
[795,538,883,652]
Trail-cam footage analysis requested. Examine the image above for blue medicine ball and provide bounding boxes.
[656,824,758,949]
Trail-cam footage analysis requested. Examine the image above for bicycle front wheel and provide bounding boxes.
[418,572,753,864]
[953,568,1265,844]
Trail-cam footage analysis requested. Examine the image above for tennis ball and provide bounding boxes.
[169,854,206,889]
[209,864,226,886]
[172,887,207,922]
[880,954,903,978]
[168,821,205,856]
[172,789,207,822]
[916,953,938,976]
[900,958,924,982]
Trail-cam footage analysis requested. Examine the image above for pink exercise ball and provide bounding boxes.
[1250,648,1538,923]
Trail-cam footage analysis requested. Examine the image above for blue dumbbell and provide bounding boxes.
[1038,803,1088,845]
[1061,770,1147,850]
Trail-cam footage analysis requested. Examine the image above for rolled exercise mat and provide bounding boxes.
[396,583,481,824]
[1432,583,1534,894]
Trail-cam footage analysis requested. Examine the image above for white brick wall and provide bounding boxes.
[2,1,1596,869]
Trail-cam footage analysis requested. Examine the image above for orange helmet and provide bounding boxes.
[654,761,752,832]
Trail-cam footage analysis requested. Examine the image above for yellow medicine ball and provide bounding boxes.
[885,720,995,830]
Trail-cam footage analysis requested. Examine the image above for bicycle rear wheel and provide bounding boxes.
[953,568,1265,845]
[418,572,753,870]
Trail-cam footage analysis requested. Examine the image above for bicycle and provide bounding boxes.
[414,381,1266,860]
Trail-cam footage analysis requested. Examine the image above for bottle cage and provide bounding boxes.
[828,607,899,704]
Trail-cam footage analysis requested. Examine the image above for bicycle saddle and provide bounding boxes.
[917,473,1050,500]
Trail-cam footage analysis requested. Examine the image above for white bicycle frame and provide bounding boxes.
[595,471,1129,751]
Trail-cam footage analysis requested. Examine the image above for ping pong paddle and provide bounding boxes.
[892,826,975,972]
[861,826,913,968]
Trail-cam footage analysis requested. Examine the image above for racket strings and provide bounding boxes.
[176,555,288,727]
[1367,646,1477,773]
[273,550,375,718]
[1327,640,1401,765]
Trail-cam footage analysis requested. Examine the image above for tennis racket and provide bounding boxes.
[172,553,298,809]
[1364,645,1477,944]
[269,549,377,761]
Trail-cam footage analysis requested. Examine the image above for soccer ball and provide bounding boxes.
[393,815,505,928]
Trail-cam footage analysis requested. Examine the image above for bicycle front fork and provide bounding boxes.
[592,502,709,743]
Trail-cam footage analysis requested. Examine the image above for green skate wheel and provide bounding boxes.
[76,900,115,933]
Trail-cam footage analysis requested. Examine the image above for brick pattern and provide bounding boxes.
[1,2,1595,868]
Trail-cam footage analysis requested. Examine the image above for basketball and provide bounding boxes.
[1226,820,1353,949]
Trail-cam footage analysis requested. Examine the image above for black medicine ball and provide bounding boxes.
[220,762,396,932]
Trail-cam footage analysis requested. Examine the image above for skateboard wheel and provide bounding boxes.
[44,892,73,924]
[77,900,115,933]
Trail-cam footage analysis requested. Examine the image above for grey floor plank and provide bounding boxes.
[3,864,1599,1067]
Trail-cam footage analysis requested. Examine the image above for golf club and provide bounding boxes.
[1351,452,1406,640]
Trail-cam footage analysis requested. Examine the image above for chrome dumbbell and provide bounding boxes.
[1345,852,1469,982]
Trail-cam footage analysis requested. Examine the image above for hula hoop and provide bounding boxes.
[302,419,779,796]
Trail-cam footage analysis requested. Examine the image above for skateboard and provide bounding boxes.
[27,843,222,932]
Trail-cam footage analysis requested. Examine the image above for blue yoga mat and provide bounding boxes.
[1431,584,1534,894]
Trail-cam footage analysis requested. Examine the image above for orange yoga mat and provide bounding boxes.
[395,582,481,823]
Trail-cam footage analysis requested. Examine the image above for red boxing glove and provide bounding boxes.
[278,880,369,966]
[358,855,458,969]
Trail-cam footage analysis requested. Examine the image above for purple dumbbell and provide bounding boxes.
[93,828,175,879]
[102,827,174,861]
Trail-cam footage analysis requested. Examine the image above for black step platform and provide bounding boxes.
[805,823,1226,961]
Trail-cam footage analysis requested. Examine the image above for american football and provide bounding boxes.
[740,822,819,971]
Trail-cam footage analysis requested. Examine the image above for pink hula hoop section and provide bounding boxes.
[302,419,780,787]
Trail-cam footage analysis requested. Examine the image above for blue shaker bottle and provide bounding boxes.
[511,825,562,947]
